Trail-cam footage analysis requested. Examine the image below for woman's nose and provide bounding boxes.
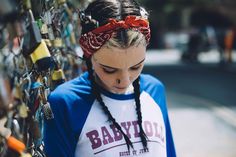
[117,71,130,86]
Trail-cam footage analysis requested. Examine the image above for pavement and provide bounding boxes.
[144,49,236,157]
[167,92,236,157]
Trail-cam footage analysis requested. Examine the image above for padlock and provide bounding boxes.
[20,153,32,157]
[57,0,66,5]
[7,136,25,154]
[40,24,48,35]
[30,40,50,63]
[22,21,42,57]
[44,11,52,25]
[42,102,54,120]
[21,12,54,72]
[43,39,52,47]
[23,0,31,10]
[53,38,63,48]
[18,103,28,118]
[30,40,53,71]
[12,85,22,100]
[51,69,66,90]
[37,19,43,29]
[52,69,65,81]
[70,32,76,45]
[47,25,55,40]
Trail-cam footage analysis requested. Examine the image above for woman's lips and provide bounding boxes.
[114,86,127,90]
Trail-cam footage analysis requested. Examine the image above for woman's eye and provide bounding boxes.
[130,65,141,71]
[103,68,116,74]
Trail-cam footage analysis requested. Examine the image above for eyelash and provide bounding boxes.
[130,66,141,70]
[103,68,116,74]
[102,66,141,74]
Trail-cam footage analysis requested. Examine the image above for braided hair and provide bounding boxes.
[80,0,149,151]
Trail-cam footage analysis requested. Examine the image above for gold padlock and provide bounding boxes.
[12,85,22,100]
[52,69,65,81]
[21,153,32,157]
[23,0,32,10]
[57,0,66,5]
[70,32,76,45]
[30,40,51,64]
[41,24,48,34]
[53,38,63,48]
[44,39,52,47]
[18,103,28,118]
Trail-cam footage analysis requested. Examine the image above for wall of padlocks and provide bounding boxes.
[0,0,87,156]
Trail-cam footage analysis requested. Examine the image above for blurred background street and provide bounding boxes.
[143,50,236,157]
[139,1,236,155]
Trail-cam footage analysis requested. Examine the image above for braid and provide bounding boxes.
[80,0,150,152]
[85,58,133,151]
[133,77,148,149]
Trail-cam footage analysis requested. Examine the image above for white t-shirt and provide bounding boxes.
[44,72,176,157]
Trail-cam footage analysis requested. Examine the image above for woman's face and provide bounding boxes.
[91,44,146,94]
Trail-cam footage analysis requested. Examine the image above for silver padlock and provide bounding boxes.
[44,11,52,25]
[42,102,54,120]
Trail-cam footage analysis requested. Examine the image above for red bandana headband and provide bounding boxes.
[79,15,151,58]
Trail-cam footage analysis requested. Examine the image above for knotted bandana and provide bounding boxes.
[79,16,151,58]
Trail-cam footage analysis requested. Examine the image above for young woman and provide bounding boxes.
[43,0,176,157]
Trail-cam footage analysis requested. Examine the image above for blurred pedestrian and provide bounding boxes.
[181,27,202,62]
[43,0,176,157]
[224,27,235,63]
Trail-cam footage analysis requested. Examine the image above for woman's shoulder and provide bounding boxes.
[48,72,94,104]
[139,73,166,98]
[140,73,165,89]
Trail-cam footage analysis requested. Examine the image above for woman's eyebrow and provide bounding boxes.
[132,58,145,67]
[99,58,145,69]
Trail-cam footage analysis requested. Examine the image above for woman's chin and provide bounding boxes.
[110,87,128,94]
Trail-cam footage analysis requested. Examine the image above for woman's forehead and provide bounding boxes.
[93,45,146,68]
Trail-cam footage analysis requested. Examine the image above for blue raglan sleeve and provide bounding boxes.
[155,81,176,157]
[43,92,76,157]
[141,74,176,157]
[43,73,93,157]
[164,111,176,157]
